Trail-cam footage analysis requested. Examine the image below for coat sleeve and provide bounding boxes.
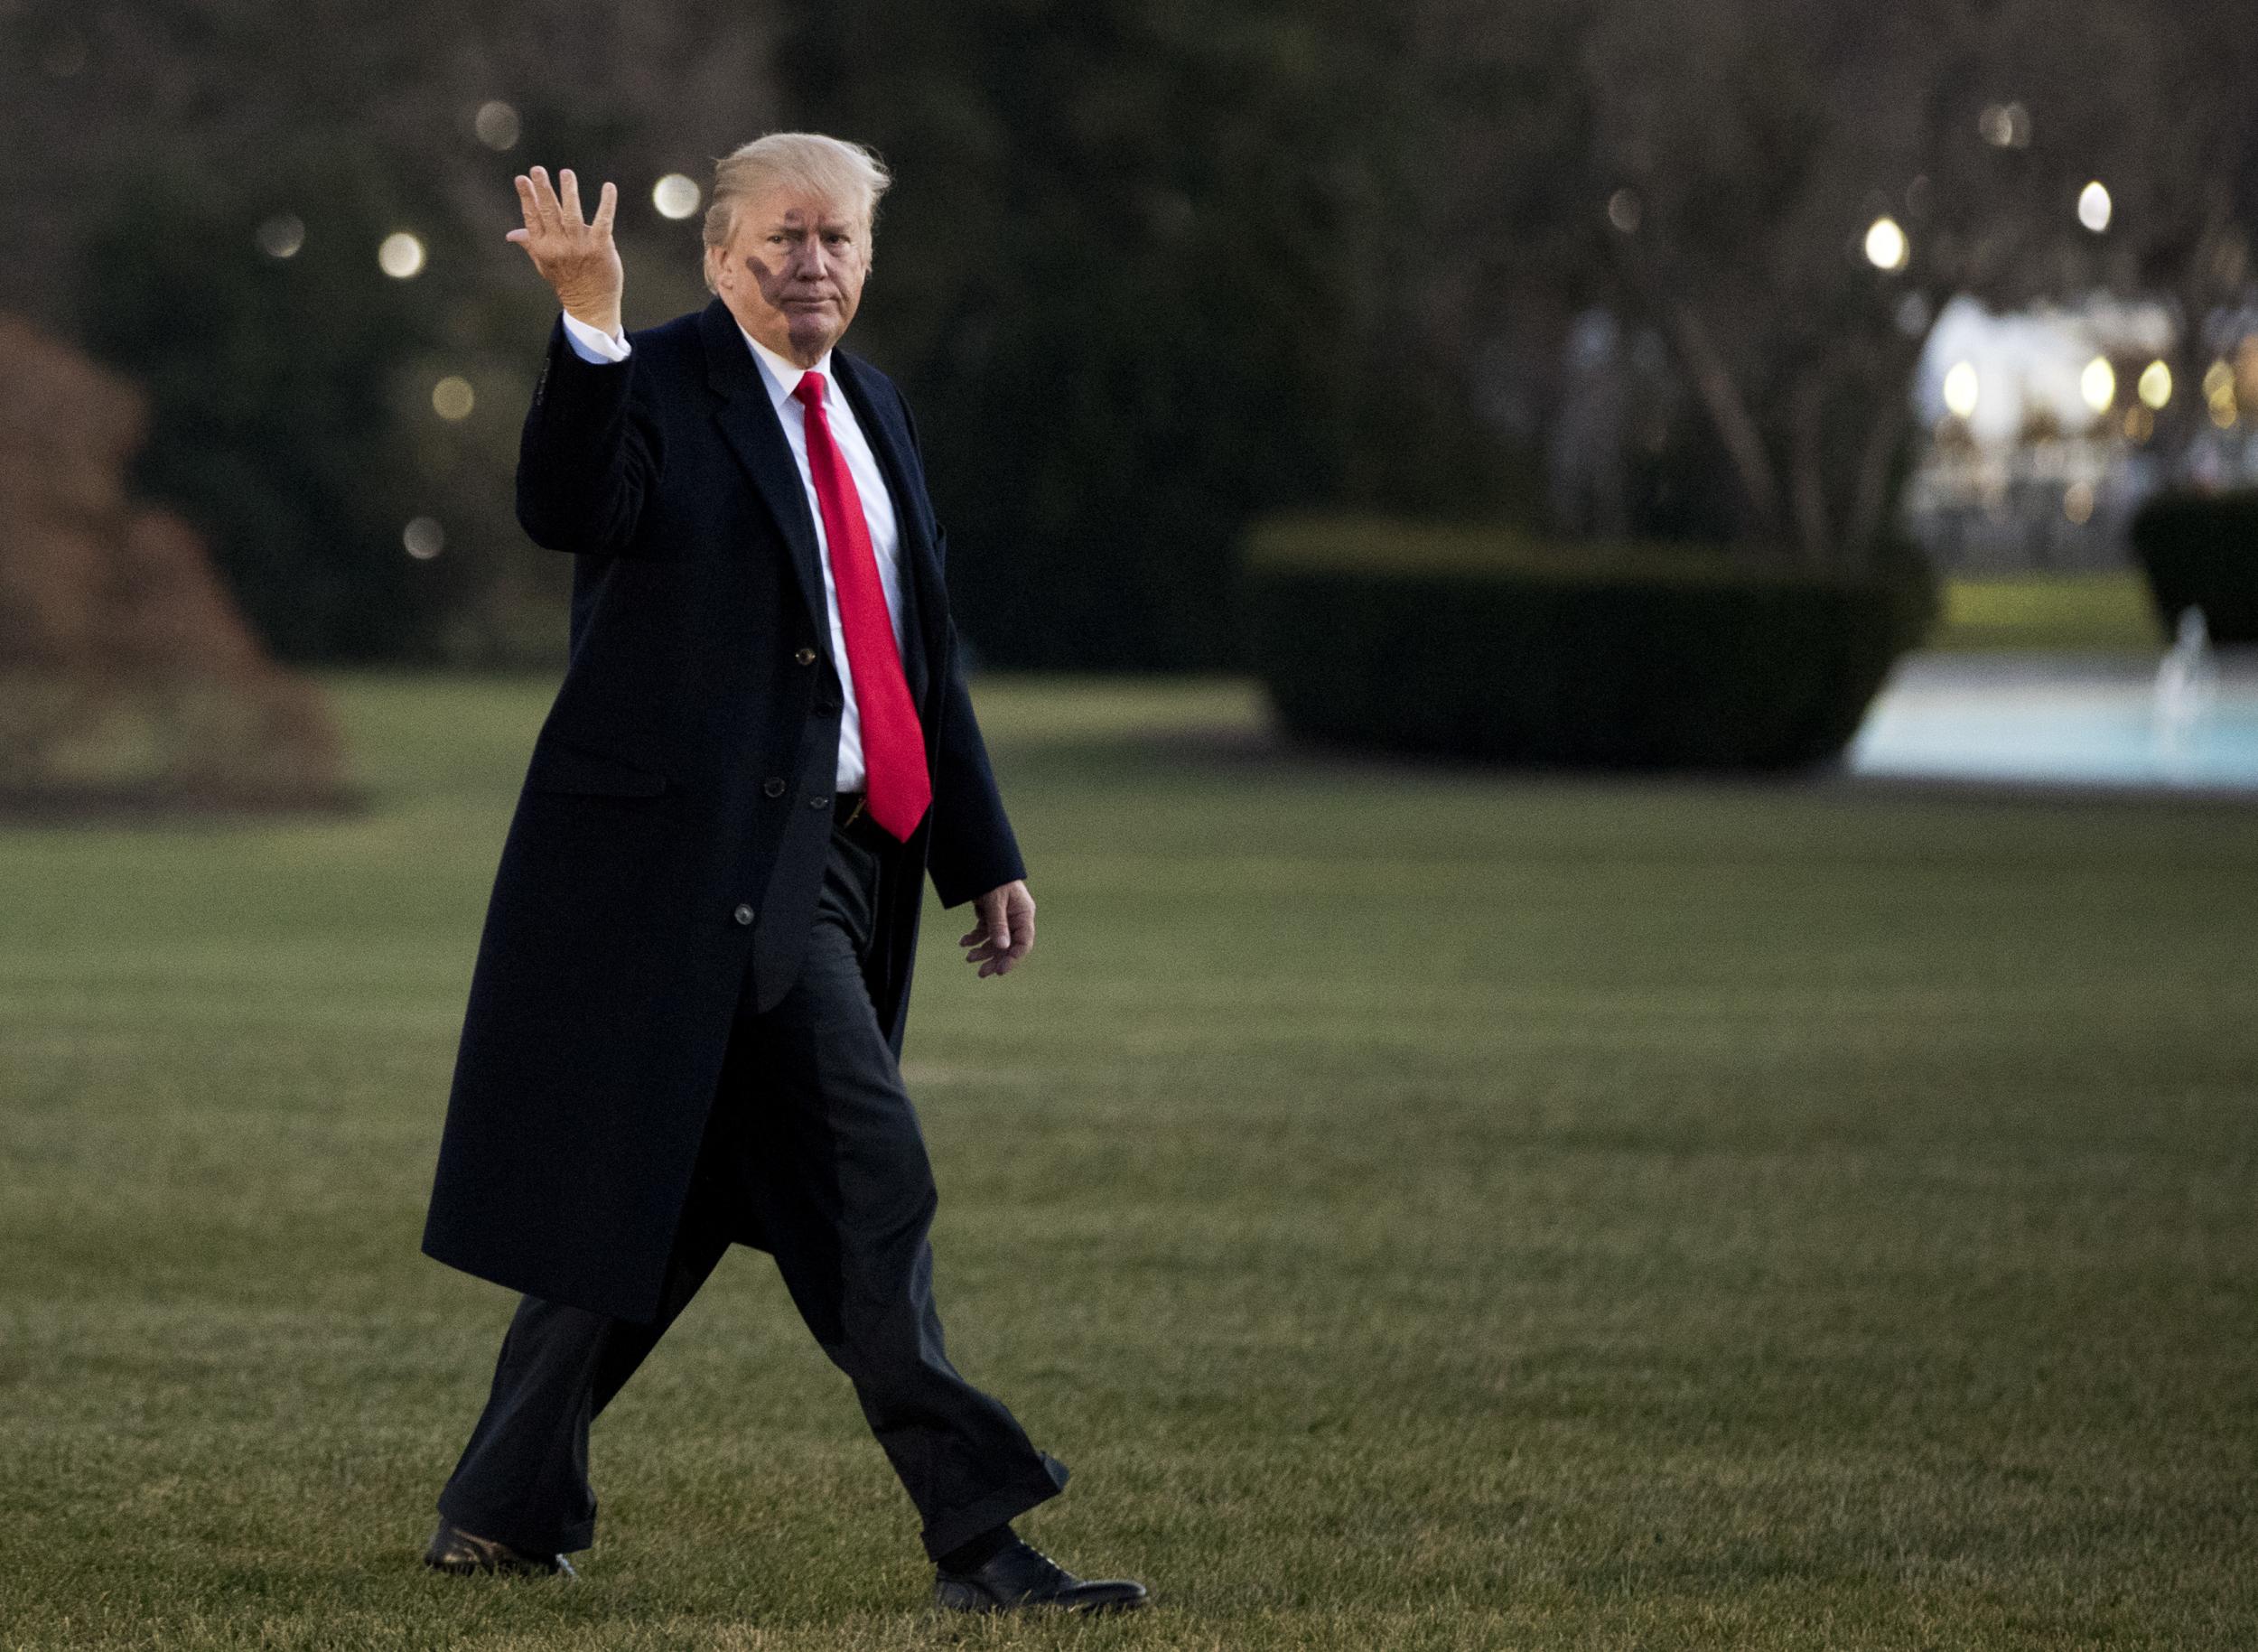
[925,605,1027,908]
[515,317,663,555]
[890,384,1028,907]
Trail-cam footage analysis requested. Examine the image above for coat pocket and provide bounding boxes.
[524,738,673,797]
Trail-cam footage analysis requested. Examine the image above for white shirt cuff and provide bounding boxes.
[559,311,630,363]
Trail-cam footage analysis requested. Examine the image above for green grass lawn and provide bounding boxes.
[1930,573,2164,652]
[3,673,2253,1650]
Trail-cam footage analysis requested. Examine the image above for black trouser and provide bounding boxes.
[435,817,1068,1561]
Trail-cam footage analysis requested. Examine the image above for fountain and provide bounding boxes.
[2151,607,2218,777]
[1847,603,2258,794]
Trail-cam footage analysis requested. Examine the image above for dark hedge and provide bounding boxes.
[2130,491,2258,644]
[1245,518,1927,769]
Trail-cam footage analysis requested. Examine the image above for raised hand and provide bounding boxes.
[506,165,623,340]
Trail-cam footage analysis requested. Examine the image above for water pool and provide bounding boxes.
[1846,652,2258,794]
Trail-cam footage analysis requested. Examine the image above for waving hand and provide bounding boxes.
[507,165,623,341]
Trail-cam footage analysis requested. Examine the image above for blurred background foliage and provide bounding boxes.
[776,0,1547,667]
[5,0,2256,671]
[77,156,458,661]
[5,1,781,666]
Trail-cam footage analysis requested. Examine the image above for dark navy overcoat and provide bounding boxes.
[420,298,1025,1324]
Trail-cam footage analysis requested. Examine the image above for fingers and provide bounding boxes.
[527,165,562,232]
[979,937,1029,977]
[512,173,542,237]
[960,906,1008,969]
[959,910,1008,962]
[993,916,1033,975]
[517,167,618,247]
[961,891,1034,976]
[962,891,1002,947]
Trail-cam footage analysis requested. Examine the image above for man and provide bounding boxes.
[417,133,1145,1617]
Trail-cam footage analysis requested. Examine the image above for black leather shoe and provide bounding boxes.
[933,1536,1147,1613]
[422,1518,576,1578]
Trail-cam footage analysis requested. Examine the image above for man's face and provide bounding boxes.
[707,188,869,367]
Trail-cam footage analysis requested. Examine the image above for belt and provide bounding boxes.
[833,790,894,852]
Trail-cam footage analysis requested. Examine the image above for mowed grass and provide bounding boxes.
[1931,574,2164,653]
[2,672,2254,1651]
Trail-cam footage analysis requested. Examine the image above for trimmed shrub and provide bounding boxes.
[1245,517,1928,769]
[2130,492,2258,644]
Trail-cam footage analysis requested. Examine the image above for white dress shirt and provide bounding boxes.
[559,311,909,794]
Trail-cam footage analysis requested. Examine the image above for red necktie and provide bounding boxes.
[792,371,931,841]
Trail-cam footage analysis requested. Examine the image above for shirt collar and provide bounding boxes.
[737,323,835,415]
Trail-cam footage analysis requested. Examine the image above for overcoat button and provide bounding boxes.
[809,795,830,808]
[794,646,817,666]
[732,903,755,926]
[762,777,786,798]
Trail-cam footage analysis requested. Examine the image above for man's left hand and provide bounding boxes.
[960,881,1034,978]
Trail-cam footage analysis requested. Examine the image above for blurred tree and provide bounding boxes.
[77,157,455,658]
[3,0,783,662]
[9,0,2258,662]
[1453,0,2258,565]
[778,0,1527,668]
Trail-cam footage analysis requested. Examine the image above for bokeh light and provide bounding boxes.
[2062,481,2095,525]
[403,518,445,559]
[2080,356,2116,413]
[2234,337,2258,404]
[1942,360,1981,419]
[431,377,476,421]
[2137,359,2172,410]
[1864,216,1908,271]
[2206,359,2237,426]
[2078,182,2113,234]
[652,173,702,220]
[378,232,426,279]
[1606,189,1641,234]
[474,100,521,151]
[1978,101,2031,148]
[256,215,305,259]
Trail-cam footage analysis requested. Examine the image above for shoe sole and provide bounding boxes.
[424,1550,576,1579]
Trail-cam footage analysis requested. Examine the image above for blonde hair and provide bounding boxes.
[703,132,891,290]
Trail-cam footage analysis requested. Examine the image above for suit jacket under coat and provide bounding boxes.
[420,298,1025,1324]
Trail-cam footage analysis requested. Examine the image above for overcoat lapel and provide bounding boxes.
[835,351,947,710]
[700,299,830,647]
